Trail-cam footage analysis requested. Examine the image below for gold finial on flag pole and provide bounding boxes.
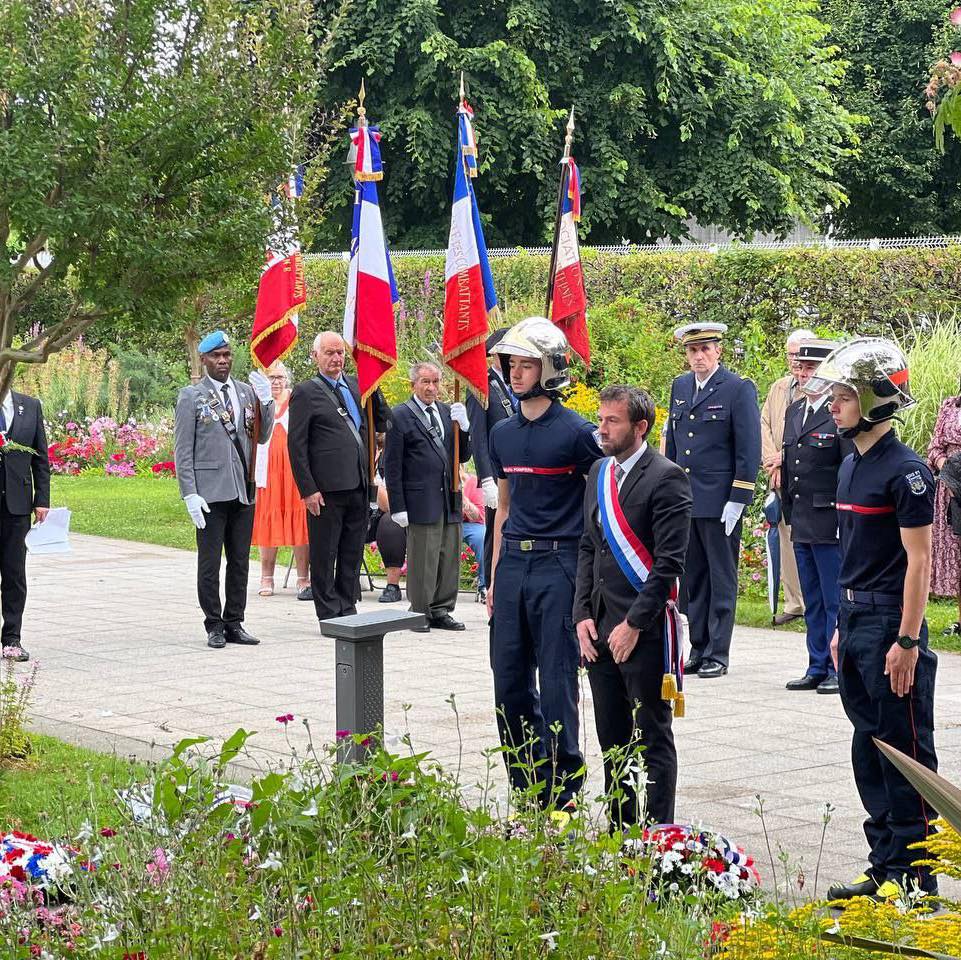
[459,71,465,101]
[357,79,367,127]
[564,106,575,160]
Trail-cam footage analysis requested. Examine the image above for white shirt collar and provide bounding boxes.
[0,392,13,424]
[411,394,436,415]
[806,392,828,413]
[695,366,720,390]
[614,441,648,484]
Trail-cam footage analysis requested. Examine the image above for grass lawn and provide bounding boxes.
[52,474,961,650]
[0,733,146,836]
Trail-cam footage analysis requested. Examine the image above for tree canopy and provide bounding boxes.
[0,0,315,393]
[820,0,961,238]
[311,0,859,249]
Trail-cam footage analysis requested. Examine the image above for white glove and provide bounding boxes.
[720,500,745,537]
[248,370,273,404]
[449,402,470,431]
[391,511,409,529]
[184,494,210,530]
[481,477,499,509]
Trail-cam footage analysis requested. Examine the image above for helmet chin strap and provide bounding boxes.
[514,383,547,401]
[837,418,874,440]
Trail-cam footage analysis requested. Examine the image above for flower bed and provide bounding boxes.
[46,416,174,479]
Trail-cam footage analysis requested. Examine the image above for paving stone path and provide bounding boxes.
[20,534,961,895]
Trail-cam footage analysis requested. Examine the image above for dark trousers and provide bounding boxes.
[307,485,367,621]
[794,541,841,679]
[491,544,583,807]
[587,613,676,827]
[682,516,741,667]
[837,600,938,892]
[0,503,30,645]
[483,505,496,588]
[196,499,255,633]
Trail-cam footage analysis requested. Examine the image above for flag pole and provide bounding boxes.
[451,72,467,496]
[545,107,575,318]
[352,79,378,488]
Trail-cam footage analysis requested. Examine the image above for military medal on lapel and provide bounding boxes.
[244,404,254,436]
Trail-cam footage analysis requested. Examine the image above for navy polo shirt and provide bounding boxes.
[836,430,935,595]
[489,400,603,541]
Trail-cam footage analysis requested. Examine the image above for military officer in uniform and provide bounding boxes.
[805,338,939,901]
[175,331,274,648]
[782,339,851,694]
[466,328,516,591]
[665,322,761,678]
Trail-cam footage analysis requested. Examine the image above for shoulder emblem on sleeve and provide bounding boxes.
[905,470,928,496]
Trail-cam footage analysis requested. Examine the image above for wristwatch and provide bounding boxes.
[896,635,920,650]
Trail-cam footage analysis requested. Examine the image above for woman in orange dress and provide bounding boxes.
[252,362,309,596]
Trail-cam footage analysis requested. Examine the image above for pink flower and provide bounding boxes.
[99,827,117,837]
[381,771,399,782]
[951,7,961,25]
[952,51,961,67]
[335,729,351,740]
[273,925,283,937]
[751,572,761,582]
[146,847,170,885]
[275,713,294,725]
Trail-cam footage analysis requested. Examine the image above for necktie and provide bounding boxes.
[337,382,360,429]
[425,405,442,437]
[221,384,234,423]
[693,384,702,405]
[614,463,625,487]
[802,404,812,428]
[0,407,7,433]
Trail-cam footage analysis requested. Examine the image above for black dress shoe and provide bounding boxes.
[683,658,704,676]
[773,612,803,626]
[207,630,226,649]
[224,627,260,646]
[827,872,879,901]
[410,623,430,633]
[698,661,728,679]
[297,586,313,601]
[817,675,840,695]
[379,584,402,603]
[430,614,466,631]
[785,674,825,691]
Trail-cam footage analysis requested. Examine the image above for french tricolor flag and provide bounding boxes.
[442,99,497,403]
[343,125,398,402]
[549,156,589,365]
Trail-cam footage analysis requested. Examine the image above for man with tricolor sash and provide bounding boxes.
[574,386,692,828]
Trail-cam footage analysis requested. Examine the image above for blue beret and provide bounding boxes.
[198,330,230,354]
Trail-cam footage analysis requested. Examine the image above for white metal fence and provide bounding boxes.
[306,235,961,261]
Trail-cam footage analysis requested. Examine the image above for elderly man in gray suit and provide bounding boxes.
[175,330,274,649]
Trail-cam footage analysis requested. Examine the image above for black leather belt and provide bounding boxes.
[842,588,902,607]
[504,538,572,552]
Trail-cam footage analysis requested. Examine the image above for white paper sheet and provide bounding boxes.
[25,507,72,555]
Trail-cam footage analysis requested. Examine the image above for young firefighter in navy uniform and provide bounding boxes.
[664,322,761,678]
[487,317,603,809]
[806,338,939,901]
[781,338,852,695]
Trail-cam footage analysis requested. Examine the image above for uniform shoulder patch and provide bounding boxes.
[905,469,928,496]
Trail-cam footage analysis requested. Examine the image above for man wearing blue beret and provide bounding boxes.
[174,331,274,648]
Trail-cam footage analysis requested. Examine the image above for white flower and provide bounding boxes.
[301,799,318,817]
[455,868,470,885]
[249,905,261,920]
[74,821,93,842]
[400,824,417,840]
[102,924,120,943]
[258,851,282,870]
[539,931,560,951]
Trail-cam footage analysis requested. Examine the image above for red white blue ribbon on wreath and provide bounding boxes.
[597,457,685,714]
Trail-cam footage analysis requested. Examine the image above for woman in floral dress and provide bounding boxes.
[927,388,961,634]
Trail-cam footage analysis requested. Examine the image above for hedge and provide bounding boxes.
[297,246,961,410]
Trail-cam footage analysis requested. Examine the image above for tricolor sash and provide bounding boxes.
[597,457,685,716]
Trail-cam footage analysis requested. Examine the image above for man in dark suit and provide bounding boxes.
[466,328,516,591]
[287,330,390,623]
[383,361,471,632]
[782,338,851,694]
[575,386,692,827]
[664,323,761,678]
[0,387,50,661]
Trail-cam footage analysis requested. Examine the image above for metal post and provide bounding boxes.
[319,609,425,762]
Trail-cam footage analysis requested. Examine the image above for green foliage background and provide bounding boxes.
[311,0,858,248]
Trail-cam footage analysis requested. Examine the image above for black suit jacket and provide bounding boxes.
[383,399,472,524]
[573,447,692,639]
[0,392,50,516]
[466,368,515,483]
[781,398,852,544]
[287,375,390,497]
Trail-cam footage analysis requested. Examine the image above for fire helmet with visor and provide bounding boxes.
[805,337,915,437]
[490,317,571,399]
